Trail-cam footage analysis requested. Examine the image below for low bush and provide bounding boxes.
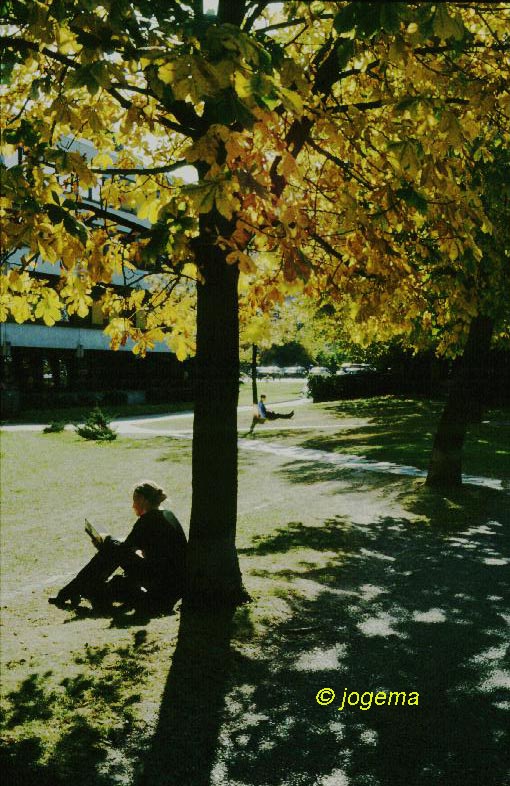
[75,407,117,441]
[43,420,66,433]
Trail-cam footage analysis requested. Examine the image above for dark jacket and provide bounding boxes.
[124,508,187,591]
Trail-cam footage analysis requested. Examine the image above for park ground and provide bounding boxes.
[1,392,509,786]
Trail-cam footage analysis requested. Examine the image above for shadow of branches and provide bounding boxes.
[0,631,153,785]
[223,484,510,785]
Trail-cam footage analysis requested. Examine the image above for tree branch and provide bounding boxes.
[1,36,201,139]
[90,161,189,176]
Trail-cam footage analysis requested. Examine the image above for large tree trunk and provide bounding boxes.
[426,315,493,487]
[251,344,258,405]
[187,213,248,606]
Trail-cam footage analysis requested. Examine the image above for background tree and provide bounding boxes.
[2,2,509,600]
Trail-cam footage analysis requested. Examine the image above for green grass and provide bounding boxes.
[248,396,510,481]
[1,398,509,785]
[237,377,305,406]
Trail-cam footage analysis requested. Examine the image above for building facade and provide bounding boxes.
[1,140,192,413]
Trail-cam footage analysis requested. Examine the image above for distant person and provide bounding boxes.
[49,480,187,614]
[247,394,294,435]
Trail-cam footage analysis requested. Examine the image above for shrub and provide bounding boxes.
[43,420,66,433]
[75,407,117,441]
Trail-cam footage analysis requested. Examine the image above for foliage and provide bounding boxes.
[1,2,509,359]
[75,407,116,441]
[42,419,66,433]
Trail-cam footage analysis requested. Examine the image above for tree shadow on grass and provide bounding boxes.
[224,483,509,785]
[0,632,154,785]
[300,398,510,479]
[135,605,236,786]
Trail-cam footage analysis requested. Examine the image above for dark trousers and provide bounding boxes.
[248,410,293,434]
[58,538,176,608]
[265,411,293,420]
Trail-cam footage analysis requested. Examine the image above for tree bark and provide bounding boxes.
[251,344,258,405]
[426,315,493,487]
[187,212,249,606]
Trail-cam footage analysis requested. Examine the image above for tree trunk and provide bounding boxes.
[187,213,249,607]
[426,315,493,487]
[251,343,258,405]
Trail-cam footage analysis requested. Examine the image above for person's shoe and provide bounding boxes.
[288,410,294,418]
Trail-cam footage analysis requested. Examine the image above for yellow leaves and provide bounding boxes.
[6,270,33,294]
[158,55,232,102]
[166,332,195,362]
[128,289,146,309]
[184,180,217,214]
[10,296,32,324]
[60,276,93,318]
[34,288,62,326]
[184,125,229,165]
[184,176,240,219]
[137,194,162,223]
[438,111,464,148]
[64,152,96,187]
[279,88,304,117]
[387,140,421,178]
[277,152,300,181]
[104,318,133,351]
[240,314,272,346]
[226,250,257,274]
[214,181,241,220]
[132,328,166,357]
[0,271,39,324]
[437,237,462,262]
[92,152,114,168]
[55,25,79,55]
[34,219,62,264]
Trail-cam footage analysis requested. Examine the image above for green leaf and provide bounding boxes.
[333,3,381,40]
[44,203,87,243]
[207,90,256,128]
[396,186,428,215]
[4,119,40,147]
[45,203,68,225]
[66,62,111,96]
[141,223,170,264]
[336,39,355,70]
[432,5,466,41]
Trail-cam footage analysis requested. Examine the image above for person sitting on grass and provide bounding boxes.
[247,394,294,435]
[49,480,187,614]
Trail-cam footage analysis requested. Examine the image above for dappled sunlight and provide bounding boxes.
[217,491,509,785]
[412,608,447,623]
[293,644,348,673]
[357,611,405,638]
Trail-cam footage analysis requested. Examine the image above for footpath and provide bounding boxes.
[3,400,506,493]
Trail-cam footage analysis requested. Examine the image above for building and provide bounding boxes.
[1,139,192,413]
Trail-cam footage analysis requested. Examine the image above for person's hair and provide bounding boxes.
[133,480,167,507]
[260,394,266,399]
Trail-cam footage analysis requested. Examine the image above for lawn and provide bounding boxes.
[1,397,509,785]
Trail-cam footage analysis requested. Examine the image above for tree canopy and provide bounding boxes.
[2,1,509,356]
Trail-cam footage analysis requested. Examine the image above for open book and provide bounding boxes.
[85,519,103,549]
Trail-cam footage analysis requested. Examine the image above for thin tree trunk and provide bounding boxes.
[251,344,258,405]
[426,315,493,487]
[187,213,249,606]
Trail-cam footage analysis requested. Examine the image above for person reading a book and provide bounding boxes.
[49,480,187,613]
